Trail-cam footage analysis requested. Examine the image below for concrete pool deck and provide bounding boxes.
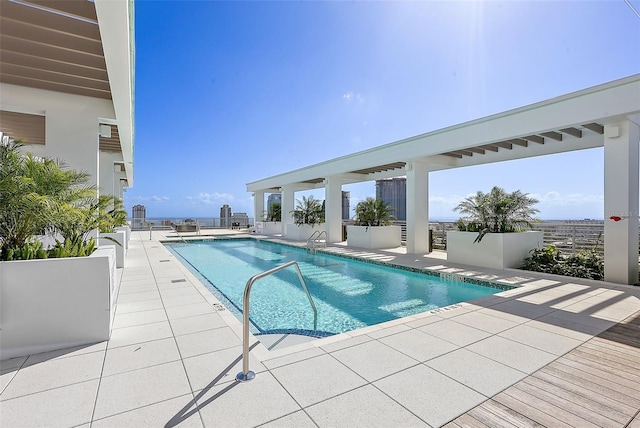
[1,230,639,427]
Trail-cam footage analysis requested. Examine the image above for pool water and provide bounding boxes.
[168,239,507,336]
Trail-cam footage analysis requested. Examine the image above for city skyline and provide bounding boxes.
[125,1,640,220]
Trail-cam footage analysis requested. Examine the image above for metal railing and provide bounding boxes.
[236,260,317,382]
[306,230,327,253]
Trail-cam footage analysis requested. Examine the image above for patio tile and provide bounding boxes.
[119,283,158,294]
[0,369,18,395]
[498,324,583,356]
[112,308,168,329]
[450,311,519,334]
[162,294,208,308]
[21,342,107,368]
[103,337,181,376]
[169,312,228,336]
[466,335,557,374]
[417,319,492,347]
[318,334,373,353]
[542,310,616,332]
[305,384,427,427]
[262,347,325,370]
[366,324,412,339]
[174,327,242,358]
[260,410,317,427]
[270,354,367,407]
[477,300,557,323]
[183,346,267,391]
[195,372,300,427]
[116,299,164,315]
[94,360,192,420]
[331,340,418,382]
[523,318,596,342]
[117,290,161,303]
[91,393,203,428]
[374,364,486,428]
[108,321,173,349]
[0,351,104,400]
[404,314,444,328]
[165,302,217,320]
[159,286,203,298]
[0,379,98,428]
[426,348,527,397]
[379,329,458,362]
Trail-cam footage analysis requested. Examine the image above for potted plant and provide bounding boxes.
[286,195,325,240]
[97,195,128,268]
[347,197,401,249]
[0,141,117,360]
[447,186,543,269]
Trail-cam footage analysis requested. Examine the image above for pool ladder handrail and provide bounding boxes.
[236,260,318,383]
[306,230,326,253]
[173,226,189,246]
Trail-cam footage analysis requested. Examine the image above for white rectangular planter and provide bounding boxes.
[347,225,401,249]
[285,223,324,241]
[255,221,283,235]
[99,230,126,268]
[447,231,543,269]
[0,246,117,360]
[115,226,130,249]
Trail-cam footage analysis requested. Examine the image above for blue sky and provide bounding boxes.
[127,0,640,220]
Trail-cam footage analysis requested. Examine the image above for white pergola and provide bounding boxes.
[247,74,640,285]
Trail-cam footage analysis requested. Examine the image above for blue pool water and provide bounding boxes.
[167,239,508,336]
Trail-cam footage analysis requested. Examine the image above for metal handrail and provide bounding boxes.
[306,230,326,250]
[236,260,318,382]
[306,230,321,246]
[173,226,189,246]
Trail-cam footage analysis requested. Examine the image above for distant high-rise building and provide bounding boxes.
[220,204,232,227]
[267,193,281,220]
[342,191,350,220]
[231,212,249,228]
[376,178,406,221]
[132,204,146,229]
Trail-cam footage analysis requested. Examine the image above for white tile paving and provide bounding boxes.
[1,230,639,427]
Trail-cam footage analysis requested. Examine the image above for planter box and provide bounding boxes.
[255,222,283,235]
[286,223,324,241]
[347,225,402,249]
[115,226,130,249]
[99,230,126,268]
[447,231,543,269]
[0,246,117,360]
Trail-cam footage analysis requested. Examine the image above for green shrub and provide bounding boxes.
[3,239,48,261]
[522,245,604,280]
[354,197,395,226]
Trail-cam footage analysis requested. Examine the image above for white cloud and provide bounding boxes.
[532,191,603,206]
[190,192,235,205]
[342,91,364,103]
[130,195,170,203]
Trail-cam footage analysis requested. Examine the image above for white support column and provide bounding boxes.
[253,190,265,224]
[604,119,639,285]
[281,185,296,238]
[324,176,343,243]
[406,160,429,254]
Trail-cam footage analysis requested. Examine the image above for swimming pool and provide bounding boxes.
[167,239,511,336]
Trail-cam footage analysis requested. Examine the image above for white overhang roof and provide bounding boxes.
[247,74,640,193]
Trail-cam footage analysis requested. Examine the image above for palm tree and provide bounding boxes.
[454,186,539,242]
[354,197,395,226]
[268,201,281,222]
[291,196,323,226]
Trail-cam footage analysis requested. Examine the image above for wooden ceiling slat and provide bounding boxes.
[0,110,45,144]
[442,152,463,158]
[479,144,499,152]
[0,74,111,99]
[0,17,103,56]
[540,131,563,141]
[582,123,604,134]
[450,150,473,156]
[495,142,513,150]
[1,63,110,91]
[560,127,583,138]
[0,35,106,69]
[523,135,545,144]
[350,162,406,175]
[0,50,108,81]
[23,0,98,22]
[1,1,100,41]
[467,147,486,154]
[509,138,528,147]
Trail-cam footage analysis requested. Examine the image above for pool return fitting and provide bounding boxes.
[236,260,318,382]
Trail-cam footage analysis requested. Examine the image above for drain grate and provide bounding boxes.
[159,259,170,262]
[171,279,187,283]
